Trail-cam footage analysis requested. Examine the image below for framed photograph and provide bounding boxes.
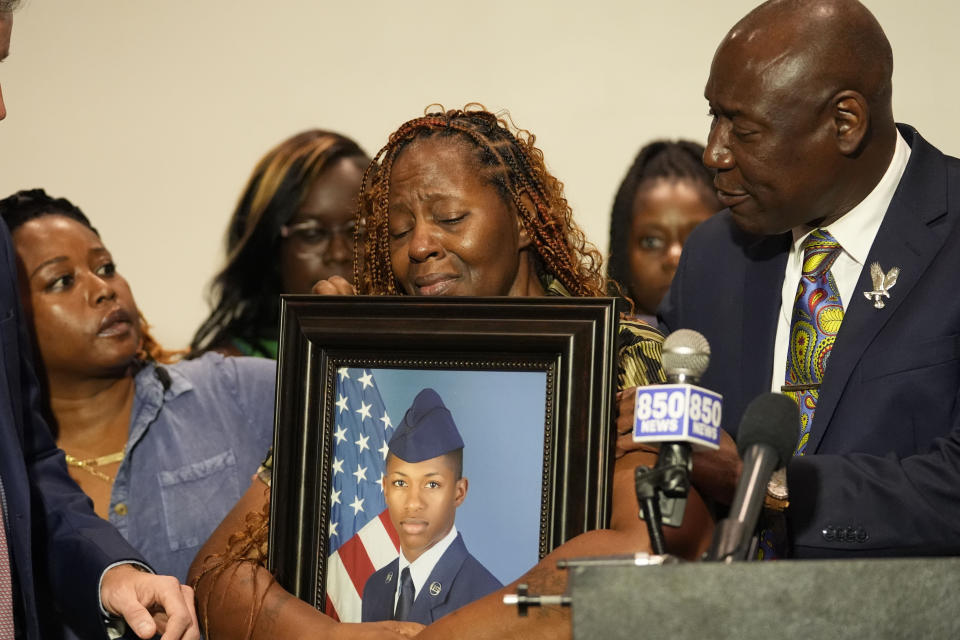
[268,295,620,622]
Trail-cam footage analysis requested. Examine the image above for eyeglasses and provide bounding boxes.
[280,218,365,251]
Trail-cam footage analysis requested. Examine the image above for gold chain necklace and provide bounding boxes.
[64,450,125,483]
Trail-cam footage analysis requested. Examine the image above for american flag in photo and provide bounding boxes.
[325,367,400,622]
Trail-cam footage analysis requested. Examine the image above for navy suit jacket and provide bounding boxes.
[661,125,960,557]
[361,532,502,624]
[0,220,146,639]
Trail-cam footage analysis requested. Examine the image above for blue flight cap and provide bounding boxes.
[388,388,464,463]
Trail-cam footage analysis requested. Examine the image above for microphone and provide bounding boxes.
[634,329,722,452]
[705,392,798,562]
[633,329,722,552]
[661,328,711,384]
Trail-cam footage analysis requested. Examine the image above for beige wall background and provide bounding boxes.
[0,0,954,349]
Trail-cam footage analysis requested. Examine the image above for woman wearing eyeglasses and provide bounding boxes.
[189,130,371,358]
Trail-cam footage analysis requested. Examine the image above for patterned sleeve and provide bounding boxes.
[617,317,667,390]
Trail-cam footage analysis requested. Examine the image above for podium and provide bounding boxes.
[568,557,960,639]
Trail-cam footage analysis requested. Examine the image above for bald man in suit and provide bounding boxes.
[661,0,960,557]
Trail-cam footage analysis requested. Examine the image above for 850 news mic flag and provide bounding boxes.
[632,330,722,551]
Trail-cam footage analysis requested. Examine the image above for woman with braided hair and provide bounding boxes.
[346,106,605,299]
[190,107,728,640]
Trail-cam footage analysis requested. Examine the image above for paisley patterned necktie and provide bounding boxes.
[784,229,845,454]
[758,229,845,560]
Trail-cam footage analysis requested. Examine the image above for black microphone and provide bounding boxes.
[705,392,798,562]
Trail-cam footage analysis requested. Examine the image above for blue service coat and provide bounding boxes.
[361,532,502,624]
[660,124,960,557]
[0,220,146,639]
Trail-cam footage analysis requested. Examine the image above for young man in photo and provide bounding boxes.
[362,388,501,625]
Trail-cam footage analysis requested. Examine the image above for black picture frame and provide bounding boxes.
[267,295,621,614]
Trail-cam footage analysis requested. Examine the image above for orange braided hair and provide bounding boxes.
[354,104,607,297]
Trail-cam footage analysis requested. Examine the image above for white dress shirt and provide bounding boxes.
[770,131,911,392]
[394,525,458,610]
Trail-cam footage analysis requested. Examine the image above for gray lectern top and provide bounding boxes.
[570,557,960,639]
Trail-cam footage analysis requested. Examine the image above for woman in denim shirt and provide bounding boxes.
[0,190,275,611]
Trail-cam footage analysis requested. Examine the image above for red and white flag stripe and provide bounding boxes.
[327,510,400,622]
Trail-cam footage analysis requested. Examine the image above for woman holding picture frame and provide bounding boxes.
[190,106,732,640]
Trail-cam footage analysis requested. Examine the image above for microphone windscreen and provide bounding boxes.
[662,329,711,380]
[735,392,799,467]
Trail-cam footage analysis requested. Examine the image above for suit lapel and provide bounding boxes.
[809,128,952,452]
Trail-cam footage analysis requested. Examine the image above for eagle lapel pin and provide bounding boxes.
[863,262,900,309]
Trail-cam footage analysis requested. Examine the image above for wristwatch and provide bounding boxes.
[765,467,789,511]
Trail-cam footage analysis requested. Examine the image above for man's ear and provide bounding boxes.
[454,477,468,507]
[517,192,536,250]
[833,90,869,156]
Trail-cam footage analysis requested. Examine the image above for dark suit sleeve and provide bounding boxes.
[0,222,147,636]
[787,386,960,557]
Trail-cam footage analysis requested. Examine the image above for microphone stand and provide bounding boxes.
[634,442,692,555]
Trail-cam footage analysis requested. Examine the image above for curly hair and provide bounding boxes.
[192,484,272,640]
[193,109,613,638]
[607,140,720,300]
[0,188,180,365]
[355,105,607,297]
[190,130,369,356]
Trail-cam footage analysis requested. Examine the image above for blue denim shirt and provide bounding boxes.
[106,352,276,582]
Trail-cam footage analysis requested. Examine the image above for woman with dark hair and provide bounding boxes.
[607,140,721,323]
[0,188,275,635]
[190,130,370,358]
[189,107,727,640]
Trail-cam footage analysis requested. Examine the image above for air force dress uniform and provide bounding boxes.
[361,388,502,624]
